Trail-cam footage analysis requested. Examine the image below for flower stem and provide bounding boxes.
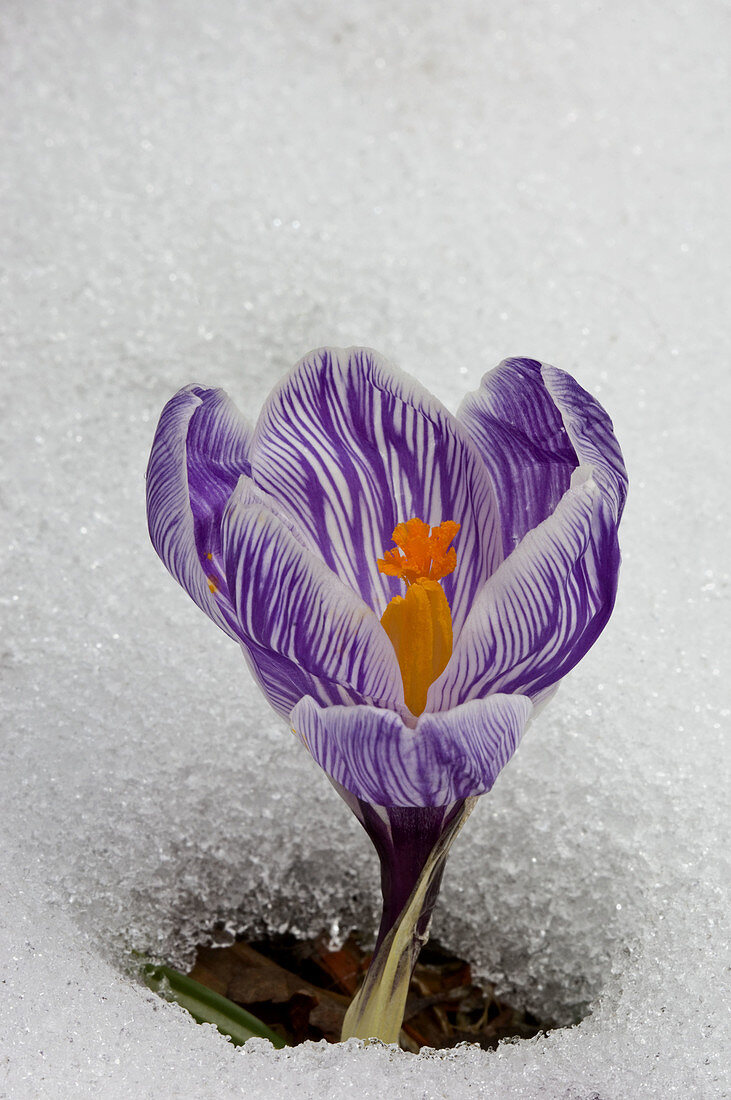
[341,797,475,1043]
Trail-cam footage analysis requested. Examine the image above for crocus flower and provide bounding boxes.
[146,347,627,1043]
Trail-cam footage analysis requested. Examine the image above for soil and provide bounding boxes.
[188,933,553,1051]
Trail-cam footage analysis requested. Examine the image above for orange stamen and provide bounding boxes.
[378,518,459,716]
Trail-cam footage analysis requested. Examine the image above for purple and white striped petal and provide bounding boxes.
[542,365,627,521]
[457,358,580,556]
[292,693,533,807]
[428,366,627,711]
[249,347,503,636]
[185,384,253,579]
[221,477,405,718]
[146,387,244,641]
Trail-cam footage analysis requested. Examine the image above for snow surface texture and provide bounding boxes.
[1,0,728,1096]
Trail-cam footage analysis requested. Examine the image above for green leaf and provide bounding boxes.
[143,963,288,1049]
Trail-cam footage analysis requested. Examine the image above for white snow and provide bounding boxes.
[1,0,728,1096]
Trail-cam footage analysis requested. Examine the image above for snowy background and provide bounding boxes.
[1,1,729,1096]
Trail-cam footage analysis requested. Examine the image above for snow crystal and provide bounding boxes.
[1,0,728,1096]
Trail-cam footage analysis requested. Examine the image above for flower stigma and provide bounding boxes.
[377,519,460,716]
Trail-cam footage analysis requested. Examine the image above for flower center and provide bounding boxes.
[377,519,460,717]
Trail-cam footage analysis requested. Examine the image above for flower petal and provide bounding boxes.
[429,366,627,710]
[221,477,405,718]
[185,384,253,576]
[146,387,242,640]
[249,347,503,636]
[542,364,627,521]
[457,357,580,556]
[292,693,533,807]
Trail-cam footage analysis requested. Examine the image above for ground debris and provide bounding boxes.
[188,935,552,1050]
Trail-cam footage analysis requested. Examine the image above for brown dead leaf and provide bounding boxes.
[187,935,553,1051]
